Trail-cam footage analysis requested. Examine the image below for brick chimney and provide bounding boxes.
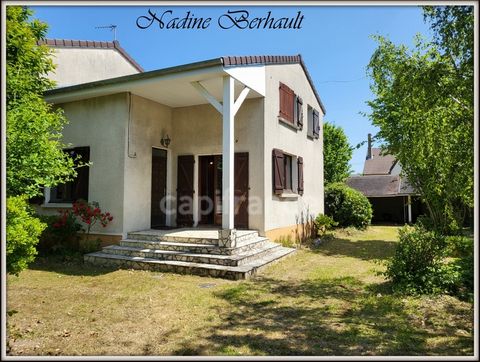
[366,133,373,160]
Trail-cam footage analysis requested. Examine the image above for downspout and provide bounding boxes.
[127,92,136,158]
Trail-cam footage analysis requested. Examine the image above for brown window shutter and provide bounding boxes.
[279,82,295,124]
[297,156,304,195]
[313,110,320,139]
[272,148,284,195]
[296,96,303,130]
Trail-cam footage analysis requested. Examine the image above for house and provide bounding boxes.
[346,134,425,224]
[37,39,326,278]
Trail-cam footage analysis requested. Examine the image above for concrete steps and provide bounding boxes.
[84,246,295,280]
[119,236,270,255]
[84,228,295,279]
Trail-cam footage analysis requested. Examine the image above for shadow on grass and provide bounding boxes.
[311,238,398,261]
[170,276,473,356]
[29,254,117,277]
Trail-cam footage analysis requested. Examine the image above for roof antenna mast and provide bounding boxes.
[95,24,117,41]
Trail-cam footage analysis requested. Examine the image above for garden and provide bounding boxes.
[6,226,473,356]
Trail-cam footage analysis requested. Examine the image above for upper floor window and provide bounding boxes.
[307,105,320,139]
[279,82,304,130]
[279,82,295,124]
[49,147,90,203]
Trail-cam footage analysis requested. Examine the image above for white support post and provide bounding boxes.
[222,76,235,230]
[407,195,412,223]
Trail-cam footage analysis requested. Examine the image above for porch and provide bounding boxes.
[85,227,295,280]
[46,58,266,234]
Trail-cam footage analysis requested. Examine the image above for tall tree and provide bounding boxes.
[323,121,353,184]
[6,6,80,274]
[366,6,473,234]
[7,6,77,198]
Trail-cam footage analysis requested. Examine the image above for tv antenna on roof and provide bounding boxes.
[95,24,117,41]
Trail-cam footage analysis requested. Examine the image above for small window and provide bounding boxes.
[49,147,90,203]
[284,154,293,191]
[279,82,295,124]
[307,106,320,139]
[307,105,314,138]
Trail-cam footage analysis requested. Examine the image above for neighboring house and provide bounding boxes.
[37,39,143,87]
[346,134,424,224]
[38,40,325,247]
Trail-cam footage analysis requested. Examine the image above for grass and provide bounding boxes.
[6,226,473,356]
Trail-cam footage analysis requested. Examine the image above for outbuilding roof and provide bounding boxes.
[346,175,417,197]
[363,148,397,175]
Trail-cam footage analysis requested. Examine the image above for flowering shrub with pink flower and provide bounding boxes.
[41,199,114,253]
[70,199,114,241]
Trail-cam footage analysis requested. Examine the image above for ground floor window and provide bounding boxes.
[284,154,293,191]
[49,147,90,203]
[273,149,303,196]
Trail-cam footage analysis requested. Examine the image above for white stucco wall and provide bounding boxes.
[48,48,140,87]
[39,93,128,235]
[263,64,325,233]
[122,94,173,233]
[39,63,324,238]
[171,98,265,232]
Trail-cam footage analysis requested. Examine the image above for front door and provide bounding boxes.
[176,155,195,227]
[198,153,249,229]
[151,148,167,228]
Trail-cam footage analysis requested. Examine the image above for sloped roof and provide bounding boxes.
[37,38,144,72]
[346,175,417,197]
[44,54,326,114]
[222,55,325,114]
[363,148,397,175]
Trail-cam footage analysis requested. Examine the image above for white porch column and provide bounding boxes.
[222,76,235,230]
[407,195,412,223]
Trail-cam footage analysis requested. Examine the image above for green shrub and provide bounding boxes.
[6,196,46,275]
[37,211,82,254]
[384,225,461,295]
[324,183,372,229]
[78,237,101,253]
[314,214,338,236]
[446,235,473,300]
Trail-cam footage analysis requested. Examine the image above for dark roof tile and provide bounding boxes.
[363,148,397,175]
[37,38,144,72]
[347,175,417,197]
[220,54,325,114]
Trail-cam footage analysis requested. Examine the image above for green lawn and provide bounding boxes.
[6,226,473,356]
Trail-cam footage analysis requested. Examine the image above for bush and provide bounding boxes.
[384,224,461,295]
[324,183,372,229]
[314,214,338,236]
[445,235,474,300]
[37,210,83,254]
[6,196,46,275]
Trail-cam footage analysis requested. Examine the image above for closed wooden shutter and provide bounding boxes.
[272,149,284,195]
[296,96,304,130]
[279,83,295,124]
[313,109,320,139]
[297,156,304,195]
[176,155,194,227]
[234,152,249,229]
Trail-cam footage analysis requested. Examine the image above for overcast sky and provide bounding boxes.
[31,4,434,174]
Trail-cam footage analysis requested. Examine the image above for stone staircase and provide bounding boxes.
[84,228,295,279]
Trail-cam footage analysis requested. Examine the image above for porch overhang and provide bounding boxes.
[44,59,265,107]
